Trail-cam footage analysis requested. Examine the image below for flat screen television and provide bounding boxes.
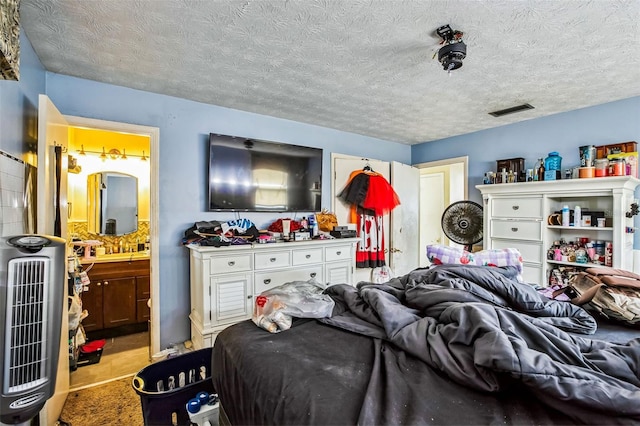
[208,133,322,212]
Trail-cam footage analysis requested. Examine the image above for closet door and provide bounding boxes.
[390,161,420,275]
[332,156,389,283]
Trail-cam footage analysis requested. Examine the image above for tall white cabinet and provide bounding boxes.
[477,176,639,287]
[187,238,357,348]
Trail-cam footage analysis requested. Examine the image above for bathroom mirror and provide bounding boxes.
[87,172,138,236]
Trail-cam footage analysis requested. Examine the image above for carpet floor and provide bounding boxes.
[59,376,143,426]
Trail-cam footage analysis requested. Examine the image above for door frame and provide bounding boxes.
[63,115,160,356]
[414,156,468,251]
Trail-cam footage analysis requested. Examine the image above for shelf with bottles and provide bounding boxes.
[546,237,613,270]
[547,259,606,268]
[547,225,613,231]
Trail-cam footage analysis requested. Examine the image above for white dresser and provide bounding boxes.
[187,238,358,348]
[477,176,639,287]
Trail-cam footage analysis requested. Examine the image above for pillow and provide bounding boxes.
[426,244,524,282]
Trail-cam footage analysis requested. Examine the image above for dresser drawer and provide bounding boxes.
[491,220,541,240]
[254,251,291,270]
[522,264,542,286]
[491,239,543,264]
[492,197,543,219]
[292,248,323,265]
[325,245,353,262]
[254,266,323,295]
[210,254,252,274]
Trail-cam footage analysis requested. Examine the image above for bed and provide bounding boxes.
[212,264,640,425]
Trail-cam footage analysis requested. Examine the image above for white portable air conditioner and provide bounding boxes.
[0,235,66,425]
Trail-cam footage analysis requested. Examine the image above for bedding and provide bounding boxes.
[212,264,640,425]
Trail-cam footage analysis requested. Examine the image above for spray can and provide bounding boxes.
[574,205,581,227]
[561,205,570,227]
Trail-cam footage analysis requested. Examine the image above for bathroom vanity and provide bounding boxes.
[80,254,150,337]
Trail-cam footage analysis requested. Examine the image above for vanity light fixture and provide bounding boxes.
[77,146,148,160]
[107,148,122,160]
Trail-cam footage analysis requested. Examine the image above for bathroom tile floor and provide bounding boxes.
[70,331,151,390]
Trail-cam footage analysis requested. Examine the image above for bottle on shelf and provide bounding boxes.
[537,158,545,181]
[574,205,581,227]
[562,205,570,226]
[544,152,563,180]
[500,168,507,184]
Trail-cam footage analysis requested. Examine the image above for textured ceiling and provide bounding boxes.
[20,0,640,145]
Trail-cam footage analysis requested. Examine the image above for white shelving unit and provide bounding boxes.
[477,176,639,287]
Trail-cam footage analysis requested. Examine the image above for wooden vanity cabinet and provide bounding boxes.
[81,259,150,334]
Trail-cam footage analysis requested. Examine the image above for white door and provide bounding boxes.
[37,94,69,237]
[332,155,389,283]
[390,161,420,275]
[37,95,70,425]
[419,172,445,266]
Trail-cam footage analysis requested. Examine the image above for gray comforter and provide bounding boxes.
[320,264,640,424]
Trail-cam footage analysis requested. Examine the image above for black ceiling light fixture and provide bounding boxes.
[436,24,466,74]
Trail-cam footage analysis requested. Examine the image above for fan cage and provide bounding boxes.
[441,201,484,247]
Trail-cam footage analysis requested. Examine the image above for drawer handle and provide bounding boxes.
[512,205,520,210]
[511,227,519,232]
[227,261,235,266]
[305,254,311,259]
[336,251,342,255]
[264,278,271,285]
[310,272,317,278]
[270,257,276,262]
[247,295,252,299]
[104,281,109,286]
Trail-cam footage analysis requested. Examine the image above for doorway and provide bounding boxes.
[64,116,159,390]
[414,156,468,267]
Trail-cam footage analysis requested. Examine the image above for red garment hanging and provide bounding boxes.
[339,167,400,268]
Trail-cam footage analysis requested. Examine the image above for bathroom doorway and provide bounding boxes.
[64,116,159,390]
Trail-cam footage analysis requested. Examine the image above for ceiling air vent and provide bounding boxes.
[488,104,534,117]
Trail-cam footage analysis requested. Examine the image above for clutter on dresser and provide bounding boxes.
[182,219,259,246]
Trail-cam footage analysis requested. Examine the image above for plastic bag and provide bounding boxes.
[75,325,86,346]
[372,265,394,284]
[68,294,83,330]
[252,279,335,333]
[316,209,338,232]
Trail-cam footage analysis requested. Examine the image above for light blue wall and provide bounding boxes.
[45,73,411,347]
[0,31,45,159]
[412,96,640,246]
[412,96,640,205]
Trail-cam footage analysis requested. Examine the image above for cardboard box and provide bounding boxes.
[596,141,637,159]
[496,157,525,182]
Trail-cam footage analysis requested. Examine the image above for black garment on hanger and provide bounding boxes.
[338,172,370,207]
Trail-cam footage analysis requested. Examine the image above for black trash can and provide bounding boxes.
[132,347,215,426]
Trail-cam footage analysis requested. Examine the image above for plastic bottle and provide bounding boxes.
[574,205,581,227]
[562,205,570,226]
[544,152,562,180]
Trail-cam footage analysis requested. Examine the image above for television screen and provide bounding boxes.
[208,133,322,212]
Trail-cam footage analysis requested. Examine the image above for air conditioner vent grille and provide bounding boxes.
[3,258,50,393]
